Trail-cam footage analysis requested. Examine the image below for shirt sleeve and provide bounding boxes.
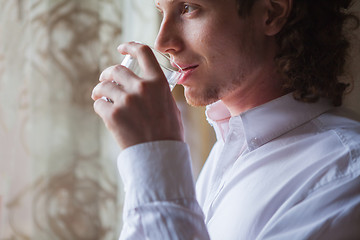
[117,140,210,240]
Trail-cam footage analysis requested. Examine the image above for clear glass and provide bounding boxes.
[121,46,183,91]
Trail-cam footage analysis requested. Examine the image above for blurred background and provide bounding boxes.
[0,0,359,239]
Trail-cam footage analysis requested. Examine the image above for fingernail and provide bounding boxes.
[99,71,104,81]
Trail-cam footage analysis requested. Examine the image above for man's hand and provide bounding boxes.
[91,42,184,150]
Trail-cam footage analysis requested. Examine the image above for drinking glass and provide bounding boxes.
[121,46,183,91]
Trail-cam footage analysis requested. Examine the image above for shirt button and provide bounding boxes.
[251,137,258,146]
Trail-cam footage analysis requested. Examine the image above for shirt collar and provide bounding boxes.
[206,93,334,151]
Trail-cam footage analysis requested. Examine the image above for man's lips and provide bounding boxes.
[170,61,197,71]
[176,64,199,84]
[181,65,198,71]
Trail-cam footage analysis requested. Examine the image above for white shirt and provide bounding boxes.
[117,93,360,240]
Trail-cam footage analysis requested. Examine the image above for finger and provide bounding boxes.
[91,81,124,102]
[110,64,142,90]
[93,98,113,122]
[117,42,163,78]
[99,66,115,82]
[100,64,141,91]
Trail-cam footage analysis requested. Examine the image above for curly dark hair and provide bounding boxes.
[237,0,359,106]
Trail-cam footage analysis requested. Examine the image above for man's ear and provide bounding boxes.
[264,0,293,36]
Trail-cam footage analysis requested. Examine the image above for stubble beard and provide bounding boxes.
[184,74,244,107]
[184,85,221,107]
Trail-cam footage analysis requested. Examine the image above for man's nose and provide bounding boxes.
[154,17,183,54]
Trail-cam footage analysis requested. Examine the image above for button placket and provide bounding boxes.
[203,128,246,223]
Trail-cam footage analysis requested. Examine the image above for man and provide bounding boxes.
[92,0,360,239]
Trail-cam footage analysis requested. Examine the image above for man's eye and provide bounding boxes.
[181,4,197,14]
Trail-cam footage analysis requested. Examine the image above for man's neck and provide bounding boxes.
[221,69,289,116]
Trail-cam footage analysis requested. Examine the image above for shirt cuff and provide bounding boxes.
[117,140,195,211]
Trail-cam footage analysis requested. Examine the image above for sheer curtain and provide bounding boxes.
[0,0,163,239]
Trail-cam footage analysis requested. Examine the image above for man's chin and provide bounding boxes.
[183,87,220,107]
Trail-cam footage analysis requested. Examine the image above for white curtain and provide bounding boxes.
[0,0,162,239]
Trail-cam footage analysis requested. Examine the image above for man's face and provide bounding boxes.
[155,0,270,106]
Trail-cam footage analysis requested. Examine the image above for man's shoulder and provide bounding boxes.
[315,108,360,147]
[310,108,360,184]
[317,107,360,127]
